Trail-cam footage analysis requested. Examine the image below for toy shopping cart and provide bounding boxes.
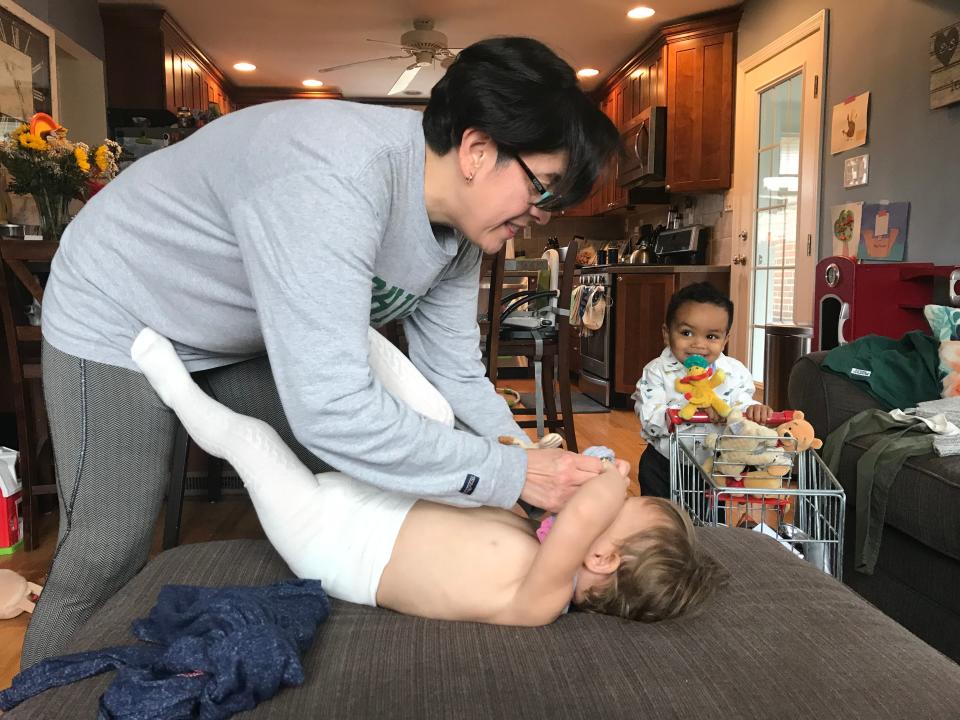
[668,409,846,580]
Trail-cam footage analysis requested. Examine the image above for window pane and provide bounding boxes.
[784,73,803,135]
[757,147,775,210]
[772,79,788,147]
[755,209,771,267]
[759,87,774,149]
[753,268,769,325]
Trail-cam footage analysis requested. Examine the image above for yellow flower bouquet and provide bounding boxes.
[0,113,121,240]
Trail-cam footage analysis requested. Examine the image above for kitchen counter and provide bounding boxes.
[576,264,730,274]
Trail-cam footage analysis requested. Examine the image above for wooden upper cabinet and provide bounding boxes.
[623,45,667,128]
[101,5,233,115]
[665,29,735,192]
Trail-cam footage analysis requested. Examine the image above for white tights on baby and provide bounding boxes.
[130,327,455,596]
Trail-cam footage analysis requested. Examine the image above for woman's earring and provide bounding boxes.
[466,172,475,183]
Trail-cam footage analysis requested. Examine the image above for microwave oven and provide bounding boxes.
[617,106,666,187]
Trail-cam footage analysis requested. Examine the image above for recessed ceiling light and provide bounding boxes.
[627,6,656,19]
[233,62,256,72]
[302,79,323,87]
[577,68,600,78]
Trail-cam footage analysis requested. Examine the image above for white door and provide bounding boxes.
[729,11,827,381]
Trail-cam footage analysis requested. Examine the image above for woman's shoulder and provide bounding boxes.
[239,100,423,177]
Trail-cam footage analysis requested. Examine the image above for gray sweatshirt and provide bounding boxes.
[42,100,527,509]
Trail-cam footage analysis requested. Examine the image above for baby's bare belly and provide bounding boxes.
[376,501,541,623]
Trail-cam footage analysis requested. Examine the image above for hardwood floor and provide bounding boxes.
[0,380,644,690]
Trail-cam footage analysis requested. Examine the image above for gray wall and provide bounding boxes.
[14,0,104,58]
[739,0,960,264]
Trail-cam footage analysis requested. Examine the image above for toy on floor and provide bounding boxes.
[0,569,42,619]
[675,355,731,420]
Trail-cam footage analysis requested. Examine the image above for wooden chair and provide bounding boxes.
[0,240,58,550]
[0,239,220,552]
[486,239,580,451]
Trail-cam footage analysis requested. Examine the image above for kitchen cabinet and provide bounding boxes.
[622,46,667,128]
[611,268,730,395]
[665,28,735,192]
[563,9,739,217]
[560,79,630,217]
[100,6,234,116]
[613,273,676,395]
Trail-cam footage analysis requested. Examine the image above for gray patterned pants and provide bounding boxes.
[21,340,330,668]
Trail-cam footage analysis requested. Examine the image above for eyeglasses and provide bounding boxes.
[514,155,563,211]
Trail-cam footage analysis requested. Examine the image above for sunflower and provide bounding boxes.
[19,132,48,151]
[94,144,110,172]
[74,145,91,172]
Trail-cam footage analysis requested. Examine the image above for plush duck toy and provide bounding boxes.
[675,355,732,420]
[0,569,42,620]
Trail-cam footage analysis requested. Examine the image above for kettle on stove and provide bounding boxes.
[627,224,656,264]
[628,242,654,265]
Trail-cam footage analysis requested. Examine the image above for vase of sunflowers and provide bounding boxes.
[0,113,121,241]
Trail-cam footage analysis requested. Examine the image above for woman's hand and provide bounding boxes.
[520,449,621,512]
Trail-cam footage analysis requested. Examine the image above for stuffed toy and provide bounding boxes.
[775,410,823,453]
[703,411,785,481]
[675,355,731,420]
[0,569,42,620]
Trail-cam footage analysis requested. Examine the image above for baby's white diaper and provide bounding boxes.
[290,471,417,606]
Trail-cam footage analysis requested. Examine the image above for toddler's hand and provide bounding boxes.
[702,407,722,423]
[744,404,774,425]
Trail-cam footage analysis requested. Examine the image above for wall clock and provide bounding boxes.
[0,0,56,123]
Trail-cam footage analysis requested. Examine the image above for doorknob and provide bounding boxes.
[732,254,747,265]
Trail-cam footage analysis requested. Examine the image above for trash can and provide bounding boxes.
[763,324,812,410]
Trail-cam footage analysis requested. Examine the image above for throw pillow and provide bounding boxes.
[924,304,960,397]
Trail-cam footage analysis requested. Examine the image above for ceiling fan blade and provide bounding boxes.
[366,38,407,48]
[387,64,423,95]
[318,54,410,73]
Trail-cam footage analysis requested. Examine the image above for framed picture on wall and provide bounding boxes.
[0,0,57,130]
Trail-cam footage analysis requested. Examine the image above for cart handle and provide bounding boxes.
[667,408,794,429]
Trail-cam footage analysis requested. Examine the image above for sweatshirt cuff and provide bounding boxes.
[484,443,527,509]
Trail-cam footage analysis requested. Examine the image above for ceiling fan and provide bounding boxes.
[318,19,460,96]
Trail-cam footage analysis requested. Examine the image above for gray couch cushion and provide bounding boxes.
[791,351,960,562]
[837,433,960,562]
[789,352,884,436]
[9,533,960,719]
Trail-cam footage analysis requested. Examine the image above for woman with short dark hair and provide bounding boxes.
[25,36,619,665]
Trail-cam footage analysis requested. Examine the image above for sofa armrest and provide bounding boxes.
[788,351,885,439]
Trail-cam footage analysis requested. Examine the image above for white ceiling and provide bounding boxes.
[98,0,734,99]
